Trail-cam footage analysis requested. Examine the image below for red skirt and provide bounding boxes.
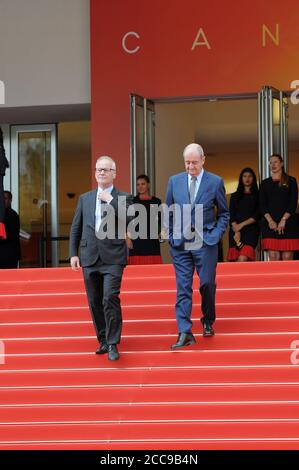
[227,245,256,261]
[128,255,162,265]
[262,238,299,251]
[0,222,6,240]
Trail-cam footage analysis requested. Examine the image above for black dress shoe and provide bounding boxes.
[171,333,196,350]
[203,323,215,337]
[108,344,119,361]
[95,343,108,355]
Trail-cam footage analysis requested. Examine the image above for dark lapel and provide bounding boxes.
[89,189,98,227]
[181,173,190,204]
[97,186,118,228]
[111,186,118,199]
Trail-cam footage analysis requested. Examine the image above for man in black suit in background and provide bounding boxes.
[0,191,21,269]
[70,156,133,361]
[0,127,10,240]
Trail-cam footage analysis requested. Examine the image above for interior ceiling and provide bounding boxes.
[0,104,90,125]
[193,99,258,146]
[58,121,91,156]
[1,98,298,157]
[161,98,299,154]
[0,105,91,162]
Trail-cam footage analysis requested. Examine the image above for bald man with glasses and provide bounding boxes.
[70,156,133,361]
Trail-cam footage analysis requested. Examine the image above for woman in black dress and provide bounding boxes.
[227,168,260,262]
[128,174,162,264]
[260,154,299,261]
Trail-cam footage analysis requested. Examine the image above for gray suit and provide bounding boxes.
[70,187,133,345]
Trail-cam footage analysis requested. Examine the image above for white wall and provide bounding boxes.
[155,100,259,203]
[0,0,90,107]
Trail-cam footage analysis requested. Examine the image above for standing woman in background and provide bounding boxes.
[129,175,162,264]
[227,168,260,262]
[260,154,299,260]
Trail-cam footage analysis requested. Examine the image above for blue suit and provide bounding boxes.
[165,170,229,333]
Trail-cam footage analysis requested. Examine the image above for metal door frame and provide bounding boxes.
[10,124,58,266]
[130,94,155,195]
[258,86,288,181]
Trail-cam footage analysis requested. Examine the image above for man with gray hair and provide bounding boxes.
[70,156,133,361]
[165,143,229,349]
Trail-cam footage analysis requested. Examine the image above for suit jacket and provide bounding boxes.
[0,131,9,176]
[69,187,133,267]
[165,171,229,249]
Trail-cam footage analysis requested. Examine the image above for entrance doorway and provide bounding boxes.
[11,124,58,267]
[1,120,91,268]
[155,97,259,261]
[131,87,297,261]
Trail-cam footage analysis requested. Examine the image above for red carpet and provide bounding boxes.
[0,261,299,449]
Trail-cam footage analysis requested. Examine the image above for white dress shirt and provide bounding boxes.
[95,185,113,232]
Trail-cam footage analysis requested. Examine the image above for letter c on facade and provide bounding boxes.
[122,32,140,54]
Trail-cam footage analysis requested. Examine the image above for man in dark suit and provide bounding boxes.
[70,156,133,361]
[0,191,21,268]
[0,127,10,239]
[165,143,229,349]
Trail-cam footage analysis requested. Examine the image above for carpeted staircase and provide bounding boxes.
[0,261,299,449]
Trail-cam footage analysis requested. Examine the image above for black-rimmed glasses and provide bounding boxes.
[95,168,115,174]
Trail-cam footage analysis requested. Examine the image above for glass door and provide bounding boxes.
[130,94,155,194]
[258,86,289,260]
[11,124,58,267]
[258,86,288,180]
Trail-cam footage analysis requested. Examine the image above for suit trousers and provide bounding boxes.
[83,261,124,345]
[170,243,218,333]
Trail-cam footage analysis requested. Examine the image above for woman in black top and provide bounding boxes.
[227,168,260,262]
[260,154,299,261]
[128,174,162,264]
